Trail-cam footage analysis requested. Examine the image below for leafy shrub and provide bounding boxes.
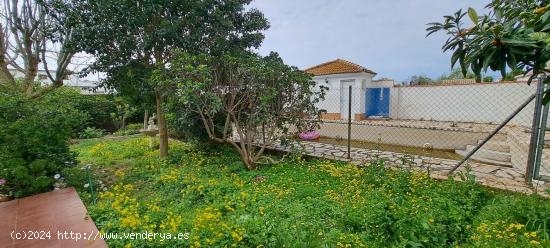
[110,98,139,130]
[0,89,87,197]
[46,87,144,133]
[62,166,92,191]
[57,88,144,132]
[71,93,118,131]
[166,107,211,141]
[113,123,142,136]
[166,105,230,148]
[79,127,106,139]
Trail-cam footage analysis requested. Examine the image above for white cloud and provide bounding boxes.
[250,0,495,81]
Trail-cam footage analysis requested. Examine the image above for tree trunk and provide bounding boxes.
[235,138,257,170]
[122,114,126,130]
[143,109,149,129]
[238,150,257,170]
[0,25,15,87]
[24,53,39,97]
[155,92,169,157]
[475,74,482,83]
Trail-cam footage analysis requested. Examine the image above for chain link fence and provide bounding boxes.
[306,78,550,184]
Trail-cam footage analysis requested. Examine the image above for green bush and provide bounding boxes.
[79,127,106,139]
[62,166,90,191]
[167,105,227,142]
[0,89,87,197]
[166,107,208,141]
[113,123,142,136]
[483,76,494,82]
[71,93,118,131]
[51,87,145,133]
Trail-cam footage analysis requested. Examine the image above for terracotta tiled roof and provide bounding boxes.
[304,59,376,76]
[439,79,477,85]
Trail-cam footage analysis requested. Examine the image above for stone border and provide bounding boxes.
[259,139,548,196]
[319,119,526,134]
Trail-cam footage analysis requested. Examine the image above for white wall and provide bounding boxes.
[9,69,109,95]
[314,72,375,116]
[370,80,394,88]
[390,82,537,127]
[9,69,53,85]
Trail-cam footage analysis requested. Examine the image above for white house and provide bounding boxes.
[8,68,109,95]
[305,59,393,120]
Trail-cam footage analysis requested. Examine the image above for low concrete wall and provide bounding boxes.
[320,113,341,120]
[508,128,550,176]
[318,122,494,150]
[320,113,367,121]
[508,129,530,174]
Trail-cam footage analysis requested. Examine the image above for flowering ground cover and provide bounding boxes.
[70,136,550,247]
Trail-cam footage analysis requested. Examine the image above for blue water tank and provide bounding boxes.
[365,88,390,117]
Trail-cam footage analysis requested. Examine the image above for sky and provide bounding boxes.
[249,0,496,82]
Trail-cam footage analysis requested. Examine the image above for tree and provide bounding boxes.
[158,50,326,169]
[59,0,269,157]
[504,68,525,81]
[0,0,78,97]
[427,0,550,87]
[483,75,495,82]
[110,97,137,130]
[438,68,476,81]
[408,75,434,85]
[101,61,156,129]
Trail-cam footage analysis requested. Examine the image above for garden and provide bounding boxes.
[67,135,550,247]
[2,0,550,247]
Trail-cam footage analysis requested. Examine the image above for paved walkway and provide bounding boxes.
[0,187,107,248]
[264,140,549,196]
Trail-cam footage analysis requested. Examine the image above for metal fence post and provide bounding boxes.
[348,85,352,159]
[448,93,536,174]
[526,77,545,183]
[533,98,549,180]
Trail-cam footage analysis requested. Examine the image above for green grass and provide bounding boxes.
[69,136,550,248]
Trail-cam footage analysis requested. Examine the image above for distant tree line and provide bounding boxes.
[405,68,524,85]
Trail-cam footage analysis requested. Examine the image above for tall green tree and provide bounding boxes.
[427,0,550,86]
[157,50,325,169]
[54,0,269,157]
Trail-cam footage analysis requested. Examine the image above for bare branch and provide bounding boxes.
[1,0,77,96]
[0,22,15,85]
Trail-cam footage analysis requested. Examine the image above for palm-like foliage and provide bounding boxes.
[427,0,550,85]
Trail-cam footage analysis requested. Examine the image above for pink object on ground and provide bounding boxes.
[299,131,320,141]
